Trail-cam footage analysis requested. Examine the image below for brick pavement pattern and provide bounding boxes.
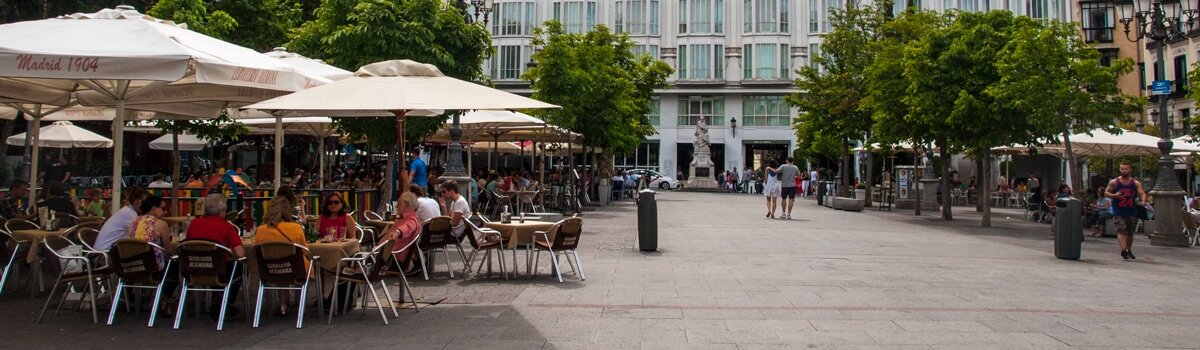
[3,191,1200,349]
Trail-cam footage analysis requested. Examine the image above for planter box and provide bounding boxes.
[831,196,864,212]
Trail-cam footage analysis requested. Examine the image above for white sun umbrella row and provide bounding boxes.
[0,6,332,214]
[993,129,1200,157]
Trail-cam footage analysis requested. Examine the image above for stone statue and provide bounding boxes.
[686,116,718,189]
[694,116,710,153]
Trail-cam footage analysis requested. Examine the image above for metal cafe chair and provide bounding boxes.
[172,240,246,331]
[252,242,321,329]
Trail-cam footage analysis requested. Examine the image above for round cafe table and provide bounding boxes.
[485,220,555,278]
[241,238,361,296]
[12,228,70,296]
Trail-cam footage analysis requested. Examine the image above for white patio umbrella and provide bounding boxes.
[245,60,560,203]
[6,121,113,148]
[239,116,338,189]
[0,5,331,213]
[149,133,208,151]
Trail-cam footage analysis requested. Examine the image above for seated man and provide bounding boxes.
[0,180,34,221]
[183,193,245,320]
[94,187,147,251]
[388,192,424,276]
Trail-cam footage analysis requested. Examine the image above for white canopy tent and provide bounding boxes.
[6,121,113,148]
[0,5,330,213]
[149,133,208,151]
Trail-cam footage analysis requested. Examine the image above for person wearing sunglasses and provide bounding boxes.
[317,192,357,241]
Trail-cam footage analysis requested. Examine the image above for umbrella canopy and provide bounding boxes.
[429,110,547,141]
[149,133,208,151]
[6,121,112,148]
[244,60,558,116]
[1052,129,1200,157]
[0,5,330,213]
[238,116,338,137]
[264,47,354,81]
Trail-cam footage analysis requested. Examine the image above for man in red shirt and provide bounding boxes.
[184,194,246,320]
[388,192,424,276]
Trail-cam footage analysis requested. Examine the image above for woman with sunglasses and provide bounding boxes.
[317,193,357,241]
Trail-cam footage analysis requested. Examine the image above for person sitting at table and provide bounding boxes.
[317,192,357,241]
[95,187,147,251]
[501,170,515,191]
[411,185,442,223]
[439,180,471,239]
[185,193,246,319]
[1090,188,1114,237]
[127,195,175,273]
[81,188,106,217]
[277,185,306,222]
[254,196,309,316]
[185,173,205,188]
[147,174,172,189]
[37,182,79,220]
[0,179,34,221]
[387,192,423,276]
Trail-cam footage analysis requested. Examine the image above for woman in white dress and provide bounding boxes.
[764,162,782,218]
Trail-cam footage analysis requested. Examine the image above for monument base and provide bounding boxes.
[687,165,718,189]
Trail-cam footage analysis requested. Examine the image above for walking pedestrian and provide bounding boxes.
[778,157,801,219]
[809,168,819,199]
[800,173,810,199]
[1104,162,1149,260]
[763,162,781,218]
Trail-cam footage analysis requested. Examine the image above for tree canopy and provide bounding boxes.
[524,21,672,177]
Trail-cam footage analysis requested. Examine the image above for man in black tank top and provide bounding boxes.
[1104,162,1148,260]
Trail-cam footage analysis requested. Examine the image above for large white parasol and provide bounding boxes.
[6,121,112,148]
[0,6,330,213]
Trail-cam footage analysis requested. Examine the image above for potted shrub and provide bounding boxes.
[853,183,867,200]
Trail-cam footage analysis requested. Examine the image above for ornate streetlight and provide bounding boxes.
[1117,0,1196,247]
[442,0,493,187]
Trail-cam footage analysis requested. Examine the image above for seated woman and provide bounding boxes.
[253,196,310,315]
[127,195,175,270]
[317,192,357,241]
[1091,189,1113,237]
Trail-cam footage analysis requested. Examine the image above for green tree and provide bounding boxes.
[147,0,236,38]
[524,21,672,178]
[789,2,887,196]
[288,0,492,148]
[211,0,303,52]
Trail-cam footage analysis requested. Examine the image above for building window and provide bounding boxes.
[744,44,790,80]
[616,0,661,35]
[744,0,789,33]
[1081,2,1114,43]
[1139,62,1146,89]
[808,43,820,71]
[1175,54,1188,93]
[554,1,597,34]
[678,96,726,125]
[1099,49,1118,67]
[492,1,536,36]
[742,96,791,126]
[810,0,820,32]
[680,0,724,34]
[614,143,661,172]
[823,0,842,33]
[492,45,529,80]
[632,44,661,59]
[647,97,661,125]
[677,44,724,80]
[1027,0,1047,19]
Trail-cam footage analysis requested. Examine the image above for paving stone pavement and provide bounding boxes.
[4,190,1200,349]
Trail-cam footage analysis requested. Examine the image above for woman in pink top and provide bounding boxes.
[317,192,357,241]
[127,195,174,269]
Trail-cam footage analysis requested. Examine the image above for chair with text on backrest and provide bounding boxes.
[106,238,173,327]
[387,236,421,313]
[252,242,321,329]
[37,235,110,324]
[463,213,507,280]
[415,216,463,281]
[532,217,585,283]
[329,238,397,325]
[173,240,245,331]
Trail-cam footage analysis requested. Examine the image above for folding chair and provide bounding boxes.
[489,190,512,217]
[328,239,398,325]
[363,210,384,221]
[6,219,41,295]
[532,218,585,283]
[252,242,321,329]
[1,226,32,297]
[173,240,245,331]
[106,239,174,327]
[37,235,110,324]
[415,217,464,280]
[462,215,507,279]
[387,237,421,313]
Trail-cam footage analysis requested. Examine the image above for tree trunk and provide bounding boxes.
[838,139,850,197]
[976,155,985,212]
[938,139,953,220]
[1061,123,1079,195]
[981,150,991,227]
[864,151,874,207]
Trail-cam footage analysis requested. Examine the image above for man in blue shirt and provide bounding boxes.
[410,150,428,188]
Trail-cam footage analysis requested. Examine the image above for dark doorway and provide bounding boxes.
[676,143,724,181]
[743,142,790,173]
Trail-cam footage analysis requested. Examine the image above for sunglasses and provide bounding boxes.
[328,200,343,205]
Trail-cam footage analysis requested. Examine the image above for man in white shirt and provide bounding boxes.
[147,174,172,189]
[95,188,147,250]
[439,180,472,238]
[411,185,442,223]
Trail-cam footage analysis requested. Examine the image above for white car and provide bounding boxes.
[627,169,681,190]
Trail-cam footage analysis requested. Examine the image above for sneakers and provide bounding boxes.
[1121,250,1137,260]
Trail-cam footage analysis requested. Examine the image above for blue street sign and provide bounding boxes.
[1152,80,1172,95]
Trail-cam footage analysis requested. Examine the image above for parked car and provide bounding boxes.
[627,169,681,190]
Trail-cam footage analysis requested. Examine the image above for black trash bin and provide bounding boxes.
[1054,197,1083,260]
[637,189,658,251]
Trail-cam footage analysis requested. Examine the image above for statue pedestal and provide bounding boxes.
[686,164,719,189]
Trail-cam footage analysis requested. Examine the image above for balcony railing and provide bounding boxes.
[1084,27,1114,43]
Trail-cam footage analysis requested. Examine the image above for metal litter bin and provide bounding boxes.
[1054,197,1083,260]
[637,189,658,251]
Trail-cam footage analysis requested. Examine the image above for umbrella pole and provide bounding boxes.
[28,112,41,207]
[170,132,180,216]
[111,89,127,215]
[319,136,326,191]
[274,115,283,192]
[492,134,499,173]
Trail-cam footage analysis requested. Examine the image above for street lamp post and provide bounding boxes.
[442,0,493,193]
[1118,0,1196,247]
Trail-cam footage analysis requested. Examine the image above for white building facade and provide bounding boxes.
[482,0,1074,178]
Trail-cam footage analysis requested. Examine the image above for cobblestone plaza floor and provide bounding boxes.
[4,191,1200,349]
